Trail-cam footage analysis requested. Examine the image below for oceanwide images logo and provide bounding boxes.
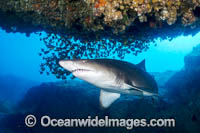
[25,115,175,129]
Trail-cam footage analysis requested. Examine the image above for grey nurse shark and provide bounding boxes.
[59,59,158,108]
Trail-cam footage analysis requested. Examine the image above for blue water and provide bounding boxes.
[0,28,200,133]
[1,28,200,82]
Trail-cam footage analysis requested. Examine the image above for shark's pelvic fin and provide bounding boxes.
[136,59,146,71]
[100,89,120,108]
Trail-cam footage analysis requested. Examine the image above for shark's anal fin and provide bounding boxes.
[100,89,120,108]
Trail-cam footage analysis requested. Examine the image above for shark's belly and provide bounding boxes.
[92,80,155,96]
[92,79,130,90]
[83,77,156,97]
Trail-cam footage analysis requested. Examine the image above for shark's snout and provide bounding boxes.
[58,60,65,68]
[59,60,97,80]
[59,60,91,72]
[59,60,74,71]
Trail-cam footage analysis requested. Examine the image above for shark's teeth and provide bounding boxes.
[71,69,91,73]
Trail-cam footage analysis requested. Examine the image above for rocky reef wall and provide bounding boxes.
[1,0,200,42]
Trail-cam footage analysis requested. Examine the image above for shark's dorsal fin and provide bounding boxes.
[100,89,120,108]
[136,59,146,71]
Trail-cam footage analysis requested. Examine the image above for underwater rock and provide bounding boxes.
[0,101,9,114]
[164,45,200,132]
[151,71,176,88]
[0,80,167,132]
[184,44,200,71]
[0,0,200,49]
[1,0,200,35]
[165,44,200,103]
[0,78,196,133]
[0,74,40,106]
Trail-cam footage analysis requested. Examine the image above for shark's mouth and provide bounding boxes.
[71,69,91,73]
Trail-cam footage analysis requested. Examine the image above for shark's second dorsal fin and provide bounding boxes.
[136,59,146,71]
[100,89,120,108]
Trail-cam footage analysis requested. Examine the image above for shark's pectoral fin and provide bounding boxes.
[100,89,120,108]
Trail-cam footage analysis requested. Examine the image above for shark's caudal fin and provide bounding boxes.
[100,89,120,108]
[136,59,146,71]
